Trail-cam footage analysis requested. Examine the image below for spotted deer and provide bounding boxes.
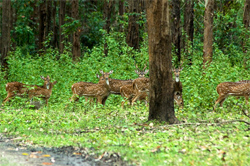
[96,74,133,95]
[131,77,150,106]
[120,64,149,108]
[70,70,113,105]
[2,76,51,105]
[214,81,250,110]
[28,81,57,106]
[172,66,184,108]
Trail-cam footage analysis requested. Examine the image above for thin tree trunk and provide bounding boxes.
[126,0,139,50]
[171,0,181,65]
[203,0,214,69]
[39,0,46,51]
[147,0,179,124]
[118,0,124,32]
[1,0,11,71]
[243,0,250,68]
[184,0,194,65]
[52,0,58,49]
[72,0,81,61]
[103,0,114,56]
[59,0,66,54]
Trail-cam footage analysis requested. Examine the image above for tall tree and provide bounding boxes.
[103,0,114,56]
[38,0,46,51]
[71,0,81,61]
[52,0,58,49]
[59,0,66,54]
[118,0,124,32]
[171,0,181,65]
[184,0,194,65]
[126,0,140,50]
[243,0,250,68]
[147,0,179,124]
[1,0,11,70]
[203,0,214,69]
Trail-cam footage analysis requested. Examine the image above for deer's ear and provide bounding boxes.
[46,75,50,79]
[109,70,113,74]
[144,70,149,74]
[40,76,45,80]
[135,70,139,74]
[99,70,104,74]
[179,67,183,71]
[96,74,100,78]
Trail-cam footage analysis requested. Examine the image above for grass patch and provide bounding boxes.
[1,102,250,166]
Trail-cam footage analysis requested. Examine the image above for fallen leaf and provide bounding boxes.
[151,146,161,153]
[22,153,29,156]
[43,154,51,157]
[42,162,53,165]
[29,153,39,158]
[73,152,82,155]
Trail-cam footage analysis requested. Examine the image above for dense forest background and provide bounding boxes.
[0,0,250,110]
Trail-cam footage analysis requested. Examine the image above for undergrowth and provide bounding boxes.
[0,41,250,165]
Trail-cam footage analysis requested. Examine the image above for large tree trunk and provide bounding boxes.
[171,0,181,65]
[126,0,139,50]
[59,0,66,54]
[1,0,11,70]
[203,0,214,69]
[147,0,179,124]
[243,0,250,68]
[184,0,194,65]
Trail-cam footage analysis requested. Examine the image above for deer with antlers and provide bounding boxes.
[70,70,113,105]
[213,81,250,110]
[2,76,52,105]
[172,65,184,109]
[120,64,149,108]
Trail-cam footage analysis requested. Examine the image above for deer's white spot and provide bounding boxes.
[175,77,180,82]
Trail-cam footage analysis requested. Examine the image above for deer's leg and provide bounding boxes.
[2,92,15,105]
[214,95,227,110]
[45,99,48,107]
[131,93,141,106]
[102,96,108,106]
[244,95,249,105]
[121,100,125,109]
[97,96,102,105]
[70,94,79,102]
[219,98,226,107]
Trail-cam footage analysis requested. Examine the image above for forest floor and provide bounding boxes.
[0,134,129,166]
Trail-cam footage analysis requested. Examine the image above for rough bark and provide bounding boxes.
[147,0,179,124]
[203,0,214,69]
[126,0,139,50]
[1,0,11,70]
[71,0,81,61]
[184,0,194,65]
[59,0,66,54]
[171,0,181,64]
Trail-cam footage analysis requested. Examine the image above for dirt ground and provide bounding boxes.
[0,134,129,166]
